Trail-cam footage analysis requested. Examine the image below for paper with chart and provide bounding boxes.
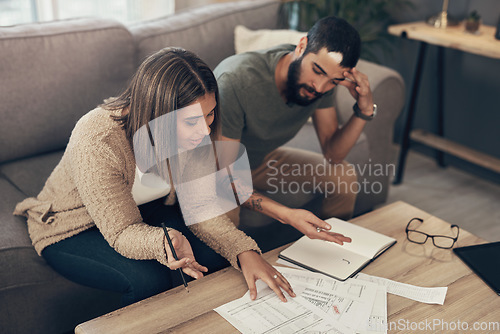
[214,279,351,334]
[355,273,447,305]
[277,266,380,332]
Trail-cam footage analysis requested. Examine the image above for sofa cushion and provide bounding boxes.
[130,0,280,69]
[0,150,63,197]
[0,18,134,164]
[0,236,121,334]
[0,178,121,334]
[0,262,121,334]
[0,178,32,250]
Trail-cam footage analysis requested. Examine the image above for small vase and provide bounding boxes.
[465,20,480,33]
[495,15,500,40]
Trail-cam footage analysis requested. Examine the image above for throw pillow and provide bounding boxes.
[234,25,307,54]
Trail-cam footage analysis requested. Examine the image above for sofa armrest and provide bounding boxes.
[335,60,405,152]
[334,59,405,213]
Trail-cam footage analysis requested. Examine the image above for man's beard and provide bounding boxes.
[285,57,324,106]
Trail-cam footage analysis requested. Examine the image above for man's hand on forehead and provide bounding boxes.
[338,68,374,113]
[339,68,371,98]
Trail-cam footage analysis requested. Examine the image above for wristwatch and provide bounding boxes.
[353,102,377,121]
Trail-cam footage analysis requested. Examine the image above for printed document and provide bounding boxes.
[356,285,387,334]
[278,266,380,333]
[214,280,351,334]
[214,267,447,333]
[355,273,448,305]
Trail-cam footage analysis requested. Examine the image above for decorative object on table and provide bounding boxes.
[464,10,481,34]
[496,15,500,40]
[278,0,413,63]
[426,0,459,28]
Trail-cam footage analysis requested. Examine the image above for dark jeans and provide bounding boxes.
[42,198,229,306]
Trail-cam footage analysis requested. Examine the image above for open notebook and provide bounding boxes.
[279,218,396,281]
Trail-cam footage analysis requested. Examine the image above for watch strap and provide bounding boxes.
[353,102,377,121]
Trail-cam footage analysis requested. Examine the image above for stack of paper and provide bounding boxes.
[215,266,448,334]
[278,267,386,334]
[214,279,350,333]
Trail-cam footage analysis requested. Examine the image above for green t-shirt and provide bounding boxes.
[214,44,334,169]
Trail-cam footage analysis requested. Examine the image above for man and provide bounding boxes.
[214,16,376,243]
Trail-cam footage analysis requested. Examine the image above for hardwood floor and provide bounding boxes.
[380,148,500,242]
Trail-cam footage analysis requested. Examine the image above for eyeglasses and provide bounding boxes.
[405,218,459,249]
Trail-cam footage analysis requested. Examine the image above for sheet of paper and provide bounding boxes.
[276,265,338,289]
[355,273,447,305]
[277,266,378,332]
[214,280,351,334]
[354,285,387,334]
[305,290,388,334]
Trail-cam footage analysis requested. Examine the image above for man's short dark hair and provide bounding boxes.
[305,16,361,68]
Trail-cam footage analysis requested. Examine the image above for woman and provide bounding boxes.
[14,47,295,306]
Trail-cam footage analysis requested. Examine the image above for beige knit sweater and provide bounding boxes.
[14,107,260,269]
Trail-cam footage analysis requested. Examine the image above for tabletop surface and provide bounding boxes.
[388,21,500,59]
[75,201,500,333]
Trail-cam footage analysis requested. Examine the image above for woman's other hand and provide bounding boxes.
[164,229,208,279]
[237,250,296,302]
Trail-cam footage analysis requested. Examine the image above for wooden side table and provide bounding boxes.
[389,21,500,184]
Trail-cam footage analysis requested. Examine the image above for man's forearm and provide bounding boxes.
[323,115,367,163]
[243,191,263,211]
[241,190,290,224]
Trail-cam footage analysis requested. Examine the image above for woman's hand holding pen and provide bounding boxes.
[237,250,296,302]
[164,229,208,279]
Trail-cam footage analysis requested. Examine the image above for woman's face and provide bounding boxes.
[176,93,216,151]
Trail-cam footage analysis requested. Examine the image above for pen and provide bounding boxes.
[161,223,189,292]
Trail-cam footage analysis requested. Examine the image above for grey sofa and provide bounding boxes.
[0,0,405,333]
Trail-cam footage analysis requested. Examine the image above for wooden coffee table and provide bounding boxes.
[75,201,500,333]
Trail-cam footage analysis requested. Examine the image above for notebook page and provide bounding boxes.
[280,236,370,280]
[326,218,396,258]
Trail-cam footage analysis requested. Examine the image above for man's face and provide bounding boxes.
[286,47,350,106]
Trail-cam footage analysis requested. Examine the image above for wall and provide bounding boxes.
[383,0,500,183]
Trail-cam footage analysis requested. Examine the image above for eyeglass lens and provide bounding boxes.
[406,230,427,243]
[433,236,456,248]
